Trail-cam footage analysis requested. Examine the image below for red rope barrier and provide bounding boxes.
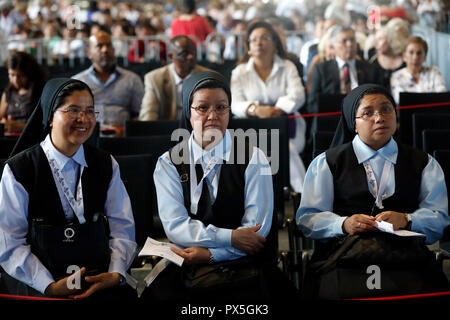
[288,101,450,119]
[0,293,72,301]
[346,290,450,301]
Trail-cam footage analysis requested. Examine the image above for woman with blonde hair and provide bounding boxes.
[369,24,406,89]
[306,25,337,91]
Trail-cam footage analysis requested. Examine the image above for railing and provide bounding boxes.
[0,31,307,67]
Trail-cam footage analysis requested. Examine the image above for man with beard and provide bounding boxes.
[72,31,144,136]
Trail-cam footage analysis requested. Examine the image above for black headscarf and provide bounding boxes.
[329,83,397,148]
[9,78,91,158]
[180,71,232,133]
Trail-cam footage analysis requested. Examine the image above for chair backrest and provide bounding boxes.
[398,92,450,146]
[115,153,164,246]
[0,137,18,159]
[422,129,450,154]
[312,131,335,159]
[228,116,289,226]
[99,135,178,157]
[433,149,450,241]
[316,93,345,133]
[412,113,450,150]
[85,122,100,148]
[125,120,179,137]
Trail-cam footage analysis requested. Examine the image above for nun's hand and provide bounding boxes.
[375,211,408,230]
[44,267,86,297]
[69,272,122,300]
[231,225,266,255]
[343,214,378,235]
[254,105,275,118]
[170,246,210,265]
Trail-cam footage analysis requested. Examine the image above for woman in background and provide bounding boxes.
[390,36,446,104]
[230,21,307,193]
[0,51,46,133]
[369,23,406,90]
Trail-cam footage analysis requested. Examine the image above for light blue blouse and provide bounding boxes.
[296,135,449,244]
[153,130,274,262]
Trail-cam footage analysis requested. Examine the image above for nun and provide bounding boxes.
[296,84,450,299]
[0,78,136,299]
[149,71,298,303]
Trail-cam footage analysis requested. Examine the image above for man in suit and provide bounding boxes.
[139,35,211,121]
[306,26,383,141]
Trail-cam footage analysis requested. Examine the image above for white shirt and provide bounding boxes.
[390,66,447,104]
[153,130,274,262]
[230,54,307,191]
[230,54,305,118]
[0,136,137,294]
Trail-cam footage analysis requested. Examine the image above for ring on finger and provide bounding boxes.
[357,222,361,228]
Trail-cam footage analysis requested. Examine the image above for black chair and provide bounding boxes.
[125,61,164,81]
[432,149,450,253]
[125,120,179,137]
[312,131,334,159]
[412,113,450,150]
[228,117,289,228]
[422,129,450,154]
[433,149,450,199]
[115,153,164,247]
[398,92,450,146]
[198,59,236,84]
[0,137,18,159]
[85,122,100,148]
[99,135,178,157]
[315,94,344,133]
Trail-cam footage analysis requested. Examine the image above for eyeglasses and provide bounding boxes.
[355,106,395,120]
[249,36,272,43]
[57,106,99,120]
[191,105,230,116]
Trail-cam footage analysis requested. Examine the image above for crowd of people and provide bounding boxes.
[0,0,449,304]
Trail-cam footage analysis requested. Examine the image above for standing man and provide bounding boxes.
[139,36,211,121]
[72,31,144,135]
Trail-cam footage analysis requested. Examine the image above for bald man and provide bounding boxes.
[72,31,144,134]
[139,35,211,121]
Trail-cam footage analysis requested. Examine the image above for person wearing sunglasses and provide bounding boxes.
[297,84,449,299]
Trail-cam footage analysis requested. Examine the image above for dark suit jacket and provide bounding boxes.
[307,59,383,115]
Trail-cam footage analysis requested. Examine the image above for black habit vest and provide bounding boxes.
[7,143,113,226]
[325,141,428,217]
[169,139,249,230]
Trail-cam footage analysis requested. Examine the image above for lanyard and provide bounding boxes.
[362,160,392,209]
[45,149,86,224]
[189,155,220,215]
